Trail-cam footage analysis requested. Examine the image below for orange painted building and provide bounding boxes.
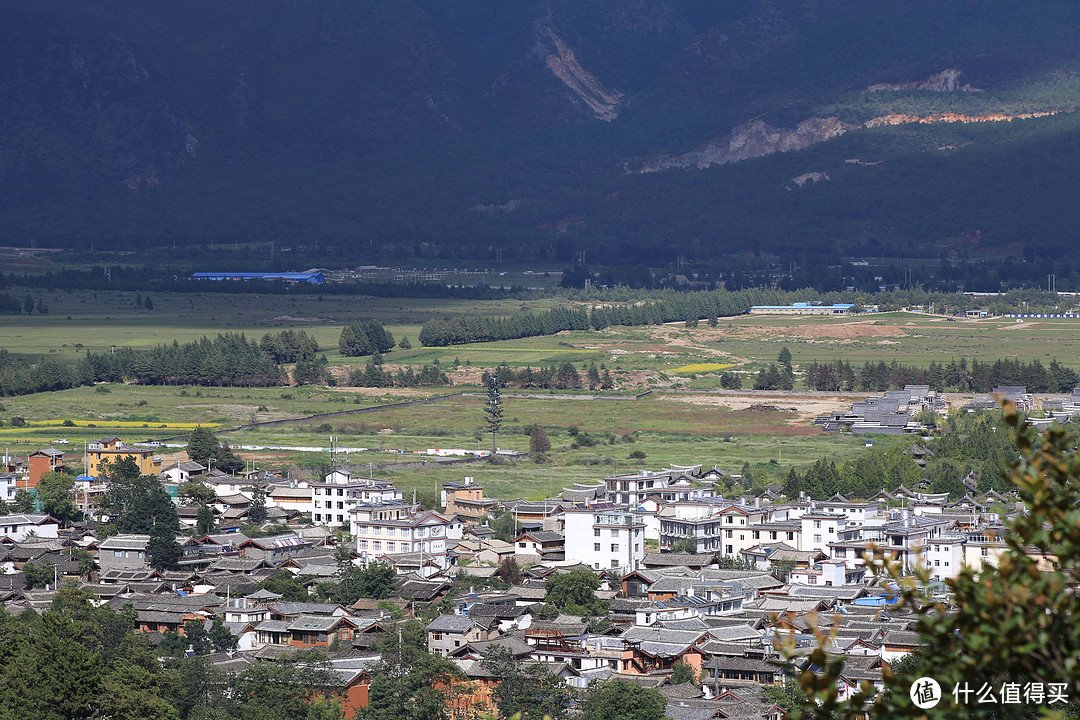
[443,675,499,720]
[87,437,162,477]
[338,673,372,717]
[25,449,64,489]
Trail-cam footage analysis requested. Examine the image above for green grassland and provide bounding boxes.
[4,290,1074,501]
[0,383,395,430]
[0,382,903,501]
[6,289,1079,373]
[706,312,1080,369]
[183,394,900,501]
[0,288,562,360]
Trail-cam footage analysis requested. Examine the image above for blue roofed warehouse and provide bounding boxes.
[192,272,325,284]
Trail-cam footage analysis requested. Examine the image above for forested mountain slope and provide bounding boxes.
[3,0,1080,266]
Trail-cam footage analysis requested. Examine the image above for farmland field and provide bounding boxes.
[5,288,1080,373]
[2,287,1072,500]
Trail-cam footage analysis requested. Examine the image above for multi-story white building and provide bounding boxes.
[0,474,15,505]
[604,470,715,506]
[564,507,644,573]
[816,500,883,529]
[312,476,403,528]
[826,513,949,572]
[658,502,768,556]
[799,512,847,555]
[924,536,966,580]
[960,527,1008,572]
[746,521,802,550]
[352,503,449,569]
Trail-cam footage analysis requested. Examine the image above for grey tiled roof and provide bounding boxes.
[425,614,481,633]
[98,534,150,550]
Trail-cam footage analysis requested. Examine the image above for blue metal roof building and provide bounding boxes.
[192,272,325,284]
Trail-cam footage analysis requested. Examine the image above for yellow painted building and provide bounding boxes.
[87,437,162,477]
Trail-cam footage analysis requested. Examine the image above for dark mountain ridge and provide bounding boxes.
[3,0,1080,269]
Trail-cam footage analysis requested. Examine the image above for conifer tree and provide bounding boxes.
[483,376,503,453]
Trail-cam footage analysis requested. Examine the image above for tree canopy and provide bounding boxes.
[543,569,608,616]
[578,680,667,720]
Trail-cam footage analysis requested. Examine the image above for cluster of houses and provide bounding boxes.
[817,385,946,434]
[0,439,1037,719]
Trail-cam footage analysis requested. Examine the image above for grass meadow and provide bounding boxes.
[3,288,1074,499]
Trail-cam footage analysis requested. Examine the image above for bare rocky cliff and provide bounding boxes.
[488,20,623,124]
[628,109,1070,173]
[627,116,854,172]
[868,68,980,93]
[543,28,623,121]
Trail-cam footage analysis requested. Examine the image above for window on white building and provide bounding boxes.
[594,543,601,552]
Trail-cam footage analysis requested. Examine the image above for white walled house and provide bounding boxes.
[200,476,257,498]
[816,501,882,529]
[513,530,565,562]
[799,512,846,555]
[353,506,449,570]
[604,470,715,506]
[746,521,802,551]
[563,507,644,573]
[0,514,60,542]
[788,560,861,587]
[826,514,949,573]
[162,461,206,484]
[658,503,767,556]
[313,479,403,528]
[925,537,965,580]
[266,484,314,516]
[0,474,15,504]
[444,514,464,540]
[961,528,1008,572]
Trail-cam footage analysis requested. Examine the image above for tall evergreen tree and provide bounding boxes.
[483,375,503,453]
